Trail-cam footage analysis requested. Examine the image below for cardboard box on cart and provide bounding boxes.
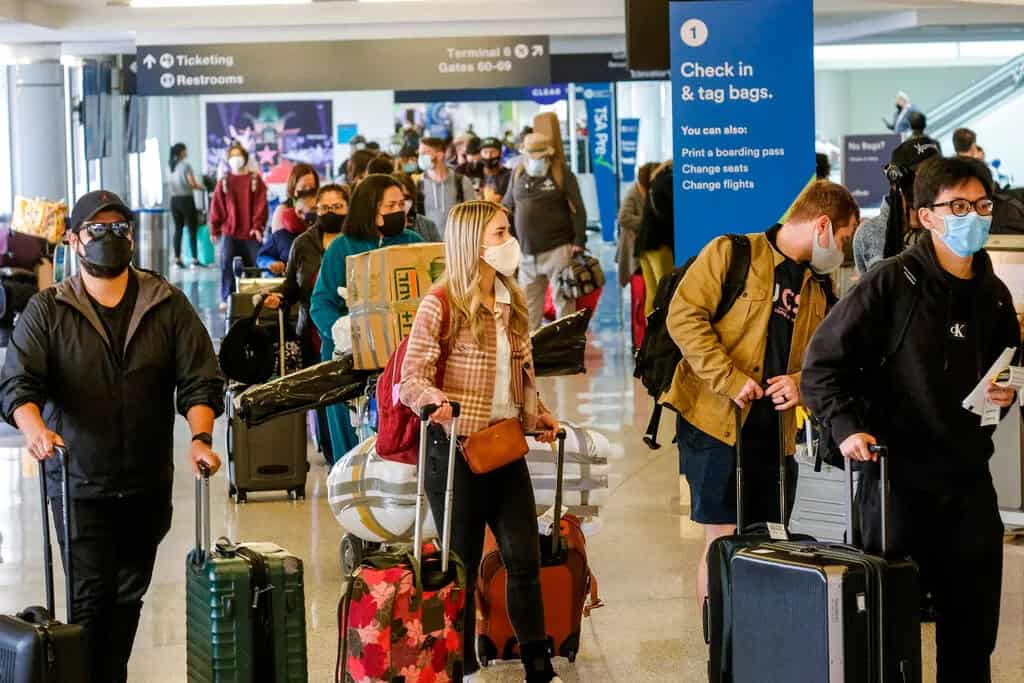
[346,243,446,370]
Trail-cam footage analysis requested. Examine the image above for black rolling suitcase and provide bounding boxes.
[730,446,922,682]
[0,447,87,682]
[704,407,813,683]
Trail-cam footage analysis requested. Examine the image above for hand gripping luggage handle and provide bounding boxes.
[733,406,789,532]
[39,445,73,622]
[415,403,461,572]
[193,463,212,566]
[844,445,891,554]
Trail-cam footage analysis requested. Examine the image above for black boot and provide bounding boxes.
[519,640,556,683]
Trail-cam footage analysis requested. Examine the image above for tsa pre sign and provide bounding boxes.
[582,84,619,243]
[670,0,815,263]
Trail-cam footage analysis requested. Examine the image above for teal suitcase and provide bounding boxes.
[186,468,308,682]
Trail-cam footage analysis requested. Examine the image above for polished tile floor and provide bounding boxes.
[0,253,1022,682]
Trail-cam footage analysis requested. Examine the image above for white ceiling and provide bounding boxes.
[4,0,1024,48]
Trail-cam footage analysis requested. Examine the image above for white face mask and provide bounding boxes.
[481,237,521,277]
[810,220,844,274]
[228,156,245,172]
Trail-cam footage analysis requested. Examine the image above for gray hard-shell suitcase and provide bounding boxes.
[226,300,309,503]
[0,447,87,682]
[730,446,922,682]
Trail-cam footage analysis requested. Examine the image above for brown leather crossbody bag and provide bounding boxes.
[461,418,529,475]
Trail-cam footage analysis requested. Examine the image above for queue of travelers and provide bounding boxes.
[1,105,1018,683]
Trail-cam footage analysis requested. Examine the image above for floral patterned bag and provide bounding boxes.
[336,549,466,683]
[336,402,467,683]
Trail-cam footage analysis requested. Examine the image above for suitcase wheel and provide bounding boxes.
[288,487,302,501]
[341,534,364,575]
[234,489,248,504]
[476,635,498,668]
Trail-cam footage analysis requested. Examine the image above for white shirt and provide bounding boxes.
[489,279,519,422]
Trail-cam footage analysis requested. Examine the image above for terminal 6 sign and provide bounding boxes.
[137,36,551,96]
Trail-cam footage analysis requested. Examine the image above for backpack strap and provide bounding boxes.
[711,234,751,324]
[882,254,921,365]
[454,173,465,204]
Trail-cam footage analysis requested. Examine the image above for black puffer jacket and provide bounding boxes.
[0,270,225,499]
[802,235,1020,492]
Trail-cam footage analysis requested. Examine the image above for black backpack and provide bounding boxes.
[634,234,752,449]
[990,188,1024,234]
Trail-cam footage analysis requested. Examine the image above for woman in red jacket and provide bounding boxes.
[209,141,268,303]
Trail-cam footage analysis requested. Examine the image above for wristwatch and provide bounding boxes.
[191,432,214,447]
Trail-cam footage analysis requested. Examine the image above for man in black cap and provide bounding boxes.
[455,135,485,190]
[0,190,224,682]
[478,136,513,203]
[853,136,941,274]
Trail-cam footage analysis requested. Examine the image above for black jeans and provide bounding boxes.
[858,470,1004,683]
[170,194,199,261]
[424,425,546,674]
[50,494,173,683]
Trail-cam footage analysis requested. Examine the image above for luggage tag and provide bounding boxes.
[767,522,789,541]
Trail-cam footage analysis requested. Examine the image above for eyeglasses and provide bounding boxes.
[318,204,347,214]
[929,198,994,217]
[80,221,133,239]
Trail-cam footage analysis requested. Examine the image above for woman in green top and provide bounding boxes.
[310,174,423,459]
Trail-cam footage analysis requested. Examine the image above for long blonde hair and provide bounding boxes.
[440,201,529,346]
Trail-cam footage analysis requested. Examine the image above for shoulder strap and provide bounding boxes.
[454,173,465,204]
[883,254,921,364]
[432,288,452,385]
[711,234,751,324]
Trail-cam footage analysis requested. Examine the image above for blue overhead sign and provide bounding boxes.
[670,0,816,263]
[394,84,568,105]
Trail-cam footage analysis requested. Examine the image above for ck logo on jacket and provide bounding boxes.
[949,322,967,340]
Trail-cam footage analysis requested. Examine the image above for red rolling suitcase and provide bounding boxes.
[336,403,467,682]
[0,447,87,682]
[730,446,922,682]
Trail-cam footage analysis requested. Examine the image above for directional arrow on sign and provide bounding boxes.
[143,54,156,70]
[531,44,545,57]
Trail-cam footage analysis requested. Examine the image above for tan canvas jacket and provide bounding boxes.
[661,231,830,454]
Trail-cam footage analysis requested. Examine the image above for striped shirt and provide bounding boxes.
[399,289,547,437]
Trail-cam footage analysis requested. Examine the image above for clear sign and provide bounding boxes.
[137,36,551,96]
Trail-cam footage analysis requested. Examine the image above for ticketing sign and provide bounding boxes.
[137,36,551,96]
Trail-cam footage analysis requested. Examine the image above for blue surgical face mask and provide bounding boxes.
[403,161,418,174]
[939,212,991,258]
[525,158,549,178]
[418,153,435,173]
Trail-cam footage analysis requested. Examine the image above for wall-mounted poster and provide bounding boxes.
[205,99,334,184]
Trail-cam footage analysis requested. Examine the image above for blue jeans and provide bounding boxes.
[219,236,260,301]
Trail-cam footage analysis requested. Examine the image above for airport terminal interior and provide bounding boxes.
[0,1,1023,682]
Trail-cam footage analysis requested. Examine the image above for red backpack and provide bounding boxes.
[375,289,450,464]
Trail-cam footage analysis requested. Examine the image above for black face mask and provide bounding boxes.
[379,211,407,237]
[319,212,345,234]
[79,233,133,279]
[483,157,501,170]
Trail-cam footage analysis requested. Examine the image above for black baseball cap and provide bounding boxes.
[70,190,133,232]
[890,137,940,171]
[480,137,502,151]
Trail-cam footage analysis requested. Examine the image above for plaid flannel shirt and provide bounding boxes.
[399,293,546,437]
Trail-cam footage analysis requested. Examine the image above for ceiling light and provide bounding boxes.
[129,0,311,8]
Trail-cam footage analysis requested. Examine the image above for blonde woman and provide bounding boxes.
[400,201,562,683]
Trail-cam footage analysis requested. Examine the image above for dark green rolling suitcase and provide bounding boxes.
[186,466,308,682]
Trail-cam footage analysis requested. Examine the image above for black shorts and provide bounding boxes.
[676,414,797,526]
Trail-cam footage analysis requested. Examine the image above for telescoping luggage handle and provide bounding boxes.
[526,428,568,556]
[415,402,462,573]
[194,462,212,566]
[733,406,790,532]
[251,293,289,378]
[844,444,892,555]
[39,445,74,623]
